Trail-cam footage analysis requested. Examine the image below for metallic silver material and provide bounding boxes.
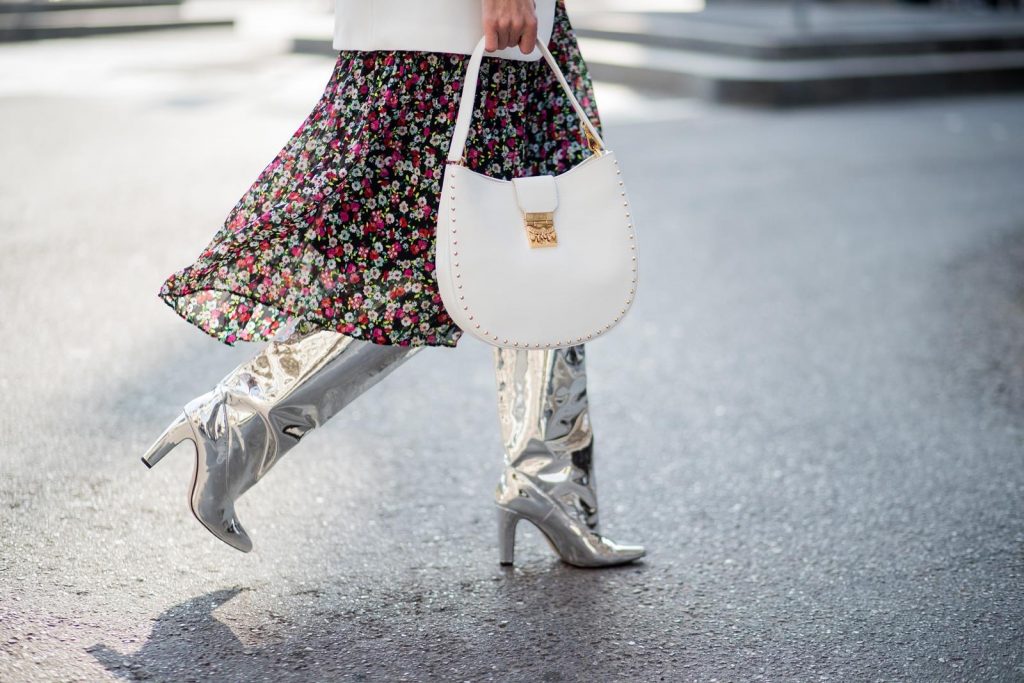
[492,344,646,568]
[141,330,421,552]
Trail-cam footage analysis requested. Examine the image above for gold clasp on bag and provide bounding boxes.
[584,127,604,157]
[524,212,557,248]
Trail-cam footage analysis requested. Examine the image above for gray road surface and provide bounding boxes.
[1,25,1023,682]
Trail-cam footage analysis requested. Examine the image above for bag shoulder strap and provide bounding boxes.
[446,36,606,165]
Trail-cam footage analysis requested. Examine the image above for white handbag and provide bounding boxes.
[332,0,557,62]
[435,37,639,349]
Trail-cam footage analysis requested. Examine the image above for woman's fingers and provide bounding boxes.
[482,0,538,53]
[497,21,513,51]
[518,16,538,54]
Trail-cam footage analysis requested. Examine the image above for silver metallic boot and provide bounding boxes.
[493,344,646,568]
[140,330,421,552]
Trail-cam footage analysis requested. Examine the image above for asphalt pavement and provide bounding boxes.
[1,23,1023,683]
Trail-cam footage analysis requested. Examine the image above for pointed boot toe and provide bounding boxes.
[219,519,254,554]
[593,539,646,567]
[193,500,253,553]
[557,532,646,569]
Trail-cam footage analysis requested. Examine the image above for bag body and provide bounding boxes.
[333,0,557,62]
[435,38,639,349]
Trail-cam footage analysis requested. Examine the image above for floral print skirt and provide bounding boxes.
[159,0,602,348]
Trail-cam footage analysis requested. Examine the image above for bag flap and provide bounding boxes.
[512,175,558,214]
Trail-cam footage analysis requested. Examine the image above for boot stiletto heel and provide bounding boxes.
[140,412,193,469]
[497,506,520,565]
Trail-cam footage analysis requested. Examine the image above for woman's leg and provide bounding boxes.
[142,330,422,551]
[491,343,645,567]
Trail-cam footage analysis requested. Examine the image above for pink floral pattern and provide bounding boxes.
[159,0,602,347]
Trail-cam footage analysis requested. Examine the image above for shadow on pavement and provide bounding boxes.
[85,562,654,681]
[87,588,249,681]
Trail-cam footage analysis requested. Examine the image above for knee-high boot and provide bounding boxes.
[140,330,421,552]
[492,344,645,568]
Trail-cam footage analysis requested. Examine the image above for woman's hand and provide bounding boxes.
[482,0,538,55]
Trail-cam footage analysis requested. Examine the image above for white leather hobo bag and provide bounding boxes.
[435,37,639,349]
[333,0,556,62]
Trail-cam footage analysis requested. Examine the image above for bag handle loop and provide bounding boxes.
[446,36,606,166]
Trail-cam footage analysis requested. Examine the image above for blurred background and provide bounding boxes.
[1,1,1023,681]
[3,0,1024,106]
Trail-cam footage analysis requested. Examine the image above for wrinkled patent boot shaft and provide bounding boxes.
[141,331,421,552]
[493,344,645,568]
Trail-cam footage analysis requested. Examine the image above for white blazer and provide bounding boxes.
[332,0,556,62]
